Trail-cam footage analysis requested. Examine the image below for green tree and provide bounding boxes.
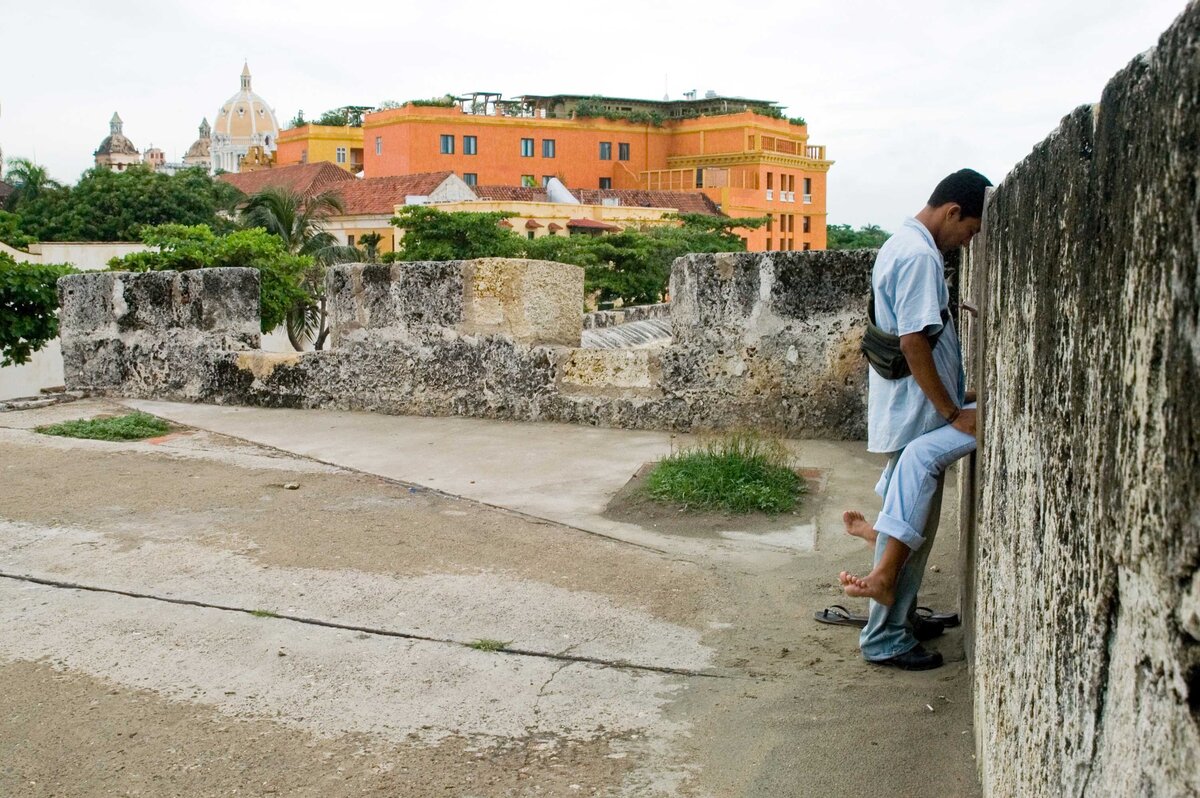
[11,165,242,243]
[111,224,310,335]
[526,214,765,306]
[390,207,765,306]
[0,252,77,366]
[240,187,359,350]
[0,210,34,250]
[288,110,307,128]
[390,205,524,262]
[826,223,891,250]
[3,157,62,208]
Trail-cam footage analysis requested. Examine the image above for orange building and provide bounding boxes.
[276,124,364,173]
[358,94,832,251]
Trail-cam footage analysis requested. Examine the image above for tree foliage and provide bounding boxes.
[7,165,242,243]
[0,252,77,366]
[0,210,35,250]
[110,224,310,334]
[239,187,358,350]
[390,206,525,262]
[389,207,765,306]
[826,223,890,250]
[3,158,62,209]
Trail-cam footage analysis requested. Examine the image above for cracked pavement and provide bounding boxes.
[0,400,981,796]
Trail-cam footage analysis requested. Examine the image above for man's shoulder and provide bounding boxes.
[875,230,940,280]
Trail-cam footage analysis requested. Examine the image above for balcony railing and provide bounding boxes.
[805,145,826,159]
[766,189,774,200]
[803,194,813,204]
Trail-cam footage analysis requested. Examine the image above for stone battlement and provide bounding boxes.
[58,252,874,438]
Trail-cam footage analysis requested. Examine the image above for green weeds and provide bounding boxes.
[644,431,805,514]
[36,412,170,442]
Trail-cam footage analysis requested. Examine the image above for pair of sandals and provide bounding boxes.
[814,603,960,634]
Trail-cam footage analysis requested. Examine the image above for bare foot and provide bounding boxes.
[843,510,878,545]
[839,569,897,606]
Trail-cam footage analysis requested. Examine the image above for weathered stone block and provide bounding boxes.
[327,261,466,344]
[964,5,1200,795]
[557,349,662,397]
[669,250,871,343]
[461,258,583,346]
[329,259,583,347]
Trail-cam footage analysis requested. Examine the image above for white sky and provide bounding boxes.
[0,0,1190,229]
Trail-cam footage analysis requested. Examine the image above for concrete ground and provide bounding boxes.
[0,399,982,797]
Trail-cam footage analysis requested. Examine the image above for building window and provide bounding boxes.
[542,175,553,187]
[803,216,811,233]
[803,242,811,250]
[300,149,307,163]
[599,178,612,189]
[804,177,812,194]
[336,147,347,164]
[347,234,355,247]
[440,134,455,154]
[375,136,382,155]
[618,142,630,161]
[463,173,477,186]
[766,214,773,232]
[527,231,536,240]
[464,135,477,155]
[599,142,612,160]
[521,138,534,157]
[542,139,556,158]
[521,174,535,187]
[766,238,773,250]
[766,172,774,190]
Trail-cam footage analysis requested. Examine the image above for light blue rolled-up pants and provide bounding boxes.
[859,406,977,661]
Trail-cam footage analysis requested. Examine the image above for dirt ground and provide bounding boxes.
[0,400,981,797]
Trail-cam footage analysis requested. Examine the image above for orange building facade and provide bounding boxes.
[354,102,831,251]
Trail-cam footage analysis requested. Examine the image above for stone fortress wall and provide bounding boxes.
[961,3,1200,795]
[58,249,875,439]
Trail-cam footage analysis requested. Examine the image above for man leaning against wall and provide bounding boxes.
[834,169,992,671]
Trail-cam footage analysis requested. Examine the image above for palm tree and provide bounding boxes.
[240,186,359,350]
[358,231,383,263]
[4,158,61,207]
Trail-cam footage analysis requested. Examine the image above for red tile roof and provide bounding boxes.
[329,172,456,215]
[547,222,563,232]
[567,218,621,230]
[498,219,513,228]
[572,189,722,216]
[218,162,354,198]
[525,219,543,229]
[473,185,549,202]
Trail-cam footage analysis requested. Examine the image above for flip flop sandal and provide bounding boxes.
[916,606,961,628]
[813,604,868,628]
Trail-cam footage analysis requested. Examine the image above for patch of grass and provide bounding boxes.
[249,609,279,619]
[643,431,805,515]
[467,638,512,652]
[36,412,169,442]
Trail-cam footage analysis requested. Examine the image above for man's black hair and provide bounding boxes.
[927,169,993,219]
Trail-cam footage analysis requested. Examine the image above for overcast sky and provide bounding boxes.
[0,0,1189,228]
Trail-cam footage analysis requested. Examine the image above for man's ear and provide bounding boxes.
[944,203,963,222]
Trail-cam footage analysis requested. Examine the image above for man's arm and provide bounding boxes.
[899,332,977,436]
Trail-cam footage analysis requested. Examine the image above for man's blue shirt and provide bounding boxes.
[867,217,965,453]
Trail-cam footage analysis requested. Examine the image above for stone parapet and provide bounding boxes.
[962,4,1200,794]
[57,251,879,439]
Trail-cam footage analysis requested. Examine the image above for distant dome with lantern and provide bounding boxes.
[210,63,280,173]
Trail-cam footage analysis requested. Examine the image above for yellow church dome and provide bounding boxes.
[213,63,280,149]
